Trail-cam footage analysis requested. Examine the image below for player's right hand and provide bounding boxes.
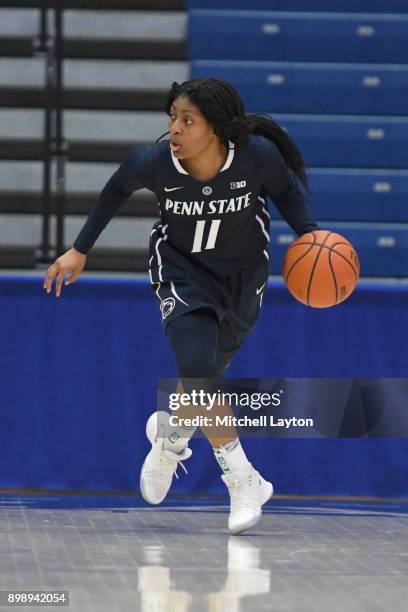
[43,247,87,298]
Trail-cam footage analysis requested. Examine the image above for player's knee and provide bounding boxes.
[180,376,221,398]
[166,308,219,379]
[172,350,221,397]
[173,349,218,380]
[166,309,223,395]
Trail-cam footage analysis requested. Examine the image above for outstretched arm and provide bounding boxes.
[74,144,156,254]
[43,144,155,297]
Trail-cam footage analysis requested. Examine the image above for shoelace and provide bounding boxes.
[147,446,191,481]
[161,449,190,480]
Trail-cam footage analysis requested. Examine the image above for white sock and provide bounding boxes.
[213,438,251,474]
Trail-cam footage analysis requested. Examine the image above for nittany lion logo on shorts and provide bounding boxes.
[161,297,176,320]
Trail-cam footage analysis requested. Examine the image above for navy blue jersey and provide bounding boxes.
[73,134,318,277]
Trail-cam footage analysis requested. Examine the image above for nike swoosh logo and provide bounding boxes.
[256,283,266,295]
[164,186,183,192]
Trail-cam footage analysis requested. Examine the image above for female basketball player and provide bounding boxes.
[43,78,318,534]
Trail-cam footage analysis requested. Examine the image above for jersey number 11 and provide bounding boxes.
[191,219,221,253]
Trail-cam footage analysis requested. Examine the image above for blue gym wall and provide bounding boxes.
[0,275,407,498]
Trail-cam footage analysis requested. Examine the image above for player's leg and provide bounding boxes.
[141,259,229,505]
[211,263,268,470]
[166,308,239,447]
[210,320,273,533]
[209,251,273,531]
[140,307,225,505]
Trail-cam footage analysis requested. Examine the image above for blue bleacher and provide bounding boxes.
[191,61,408,116]
[188,1,408,12]
[189,11,408,64]
[188,3,408,278]
[269,222,408,277]
[273,115,408,169]
[298,169,408,223]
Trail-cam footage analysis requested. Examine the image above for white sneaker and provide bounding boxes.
[222,465,273,535]
[140,411,192,505]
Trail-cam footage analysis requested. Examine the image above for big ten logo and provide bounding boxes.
[230,181,246,190]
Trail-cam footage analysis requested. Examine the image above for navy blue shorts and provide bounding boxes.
[150,250,269,374]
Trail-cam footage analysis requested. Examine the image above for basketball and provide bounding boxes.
[283,230,360,308]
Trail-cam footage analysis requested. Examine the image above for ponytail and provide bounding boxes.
[249,113,309,191]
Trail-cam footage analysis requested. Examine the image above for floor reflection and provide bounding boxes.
[137,536,270,612]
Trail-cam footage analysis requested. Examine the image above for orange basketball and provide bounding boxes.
[283,230,360,308]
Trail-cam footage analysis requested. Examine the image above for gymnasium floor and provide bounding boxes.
[0,493,407,611]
